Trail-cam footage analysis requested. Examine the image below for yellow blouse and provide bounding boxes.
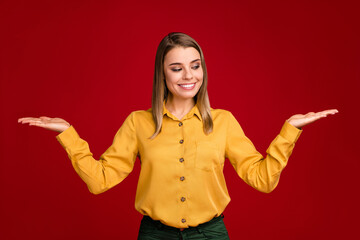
[56,103,302,228]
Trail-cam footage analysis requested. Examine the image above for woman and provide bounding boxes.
[18,32,338,240]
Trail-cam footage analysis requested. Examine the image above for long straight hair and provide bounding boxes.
[150,32,213,139]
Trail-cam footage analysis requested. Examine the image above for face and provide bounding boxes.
[163,47,203,102]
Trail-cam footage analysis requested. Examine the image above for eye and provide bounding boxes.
[192,64,200,70]
[171,68,182,72]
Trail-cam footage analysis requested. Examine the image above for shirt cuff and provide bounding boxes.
[279,121,302,143]
[55,125,80,148]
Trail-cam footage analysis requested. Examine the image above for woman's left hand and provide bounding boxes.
[287,109,339,129]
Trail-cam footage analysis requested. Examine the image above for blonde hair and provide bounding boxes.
[150,32,213,139]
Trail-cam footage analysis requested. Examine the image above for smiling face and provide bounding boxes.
[163,47,203,102]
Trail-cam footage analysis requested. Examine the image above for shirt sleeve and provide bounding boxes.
[225,111,302,193]
[55,112,138,194]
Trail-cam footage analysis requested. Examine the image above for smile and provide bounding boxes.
[178,83,196,90]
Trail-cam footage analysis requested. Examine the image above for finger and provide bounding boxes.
[19,119,41,124]
[29,121,45,127]
[39,116,51,120]
[306,114,325,124]
[18,117,35,122]
[305,112,315,117]
[321,111,336,116]
[19,119,33,124]
[317,109,339,116]
[21,119,47,125]
[319,109,335,116]
[310,111,336,122]
[19,117,40,122]
[314,112,327,118]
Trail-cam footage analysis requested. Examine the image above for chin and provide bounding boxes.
[183,89,199,96]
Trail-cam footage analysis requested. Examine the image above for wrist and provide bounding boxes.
[287,120,302,130]
[59,124,71,133]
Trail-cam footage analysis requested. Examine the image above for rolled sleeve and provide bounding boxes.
[56,125,80,148]
[279,121,302,144]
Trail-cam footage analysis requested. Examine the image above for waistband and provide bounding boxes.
[142,214,224,232]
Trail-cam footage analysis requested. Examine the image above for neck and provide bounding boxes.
[165,96,195,120]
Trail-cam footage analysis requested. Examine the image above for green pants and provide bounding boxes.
[137,214,230,240]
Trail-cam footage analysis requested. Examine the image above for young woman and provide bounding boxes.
[18,32,338,240]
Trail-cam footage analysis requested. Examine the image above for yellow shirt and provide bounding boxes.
[56,103,302,228]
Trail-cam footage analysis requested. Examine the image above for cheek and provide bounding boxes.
[164,79,171,91]
[164,69,178,82]
[196,71,204,83]
[165,78,177,94]
[165,74,176,86]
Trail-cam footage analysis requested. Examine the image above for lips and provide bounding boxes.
[178,83,196,90]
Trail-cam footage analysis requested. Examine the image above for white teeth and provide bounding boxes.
[179,84,195,88]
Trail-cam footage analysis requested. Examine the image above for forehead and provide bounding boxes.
[164,47,200,64]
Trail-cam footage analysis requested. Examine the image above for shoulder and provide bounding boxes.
[125,108,154,126]
[129,108,152,118]
[210,108,240,127]
[210,107,234,119]
[210,108,243,133]
[125,108,152,121]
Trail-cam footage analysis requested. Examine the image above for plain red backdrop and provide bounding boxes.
[1,0,359,239]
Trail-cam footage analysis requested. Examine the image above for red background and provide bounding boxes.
[1,0,359,239]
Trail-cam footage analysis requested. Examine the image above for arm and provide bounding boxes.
[225,109,338,193]
[225,112,302,193]
[55,112,138,194]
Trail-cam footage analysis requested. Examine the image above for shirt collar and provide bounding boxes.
[163,101,202,122]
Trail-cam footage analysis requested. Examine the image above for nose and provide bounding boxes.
[183,67,193,80]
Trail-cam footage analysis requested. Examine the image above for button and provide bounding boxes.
[180,176,185,181]
[181,197,186,202]
[178,122,183,127]
[181,219,186,223]
[179,158,184,163]
[179,139,184,144]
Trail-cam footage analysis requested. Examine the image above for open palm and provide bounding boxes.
[18,116,71,133]
[287,109,338,129]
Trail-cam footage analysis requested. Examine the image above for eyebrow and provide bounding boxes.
[168,58,201,66]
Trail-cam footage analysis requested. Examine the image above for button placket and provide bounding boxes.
[178,120,185,163]
[178,120,188,225]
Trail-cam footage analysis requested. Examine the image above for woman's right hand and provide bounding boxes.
[18,116,71,133]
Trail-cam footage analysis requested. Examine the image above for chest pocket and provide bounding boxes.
[195,141,221,171]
